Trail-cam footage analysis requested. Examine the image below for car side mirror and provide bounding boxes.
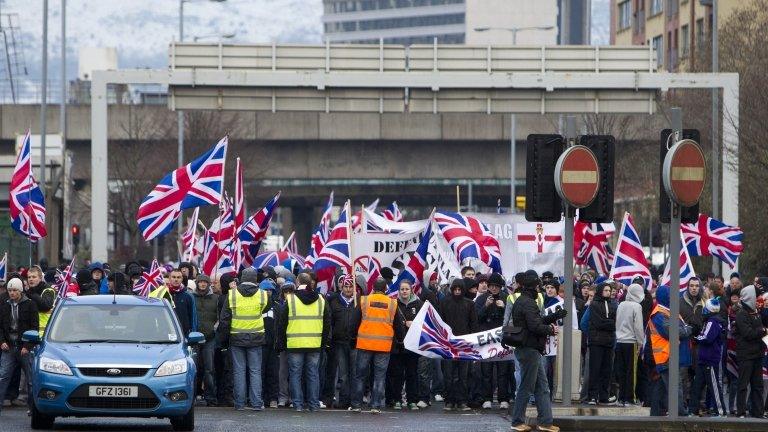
[22,330,40,343]
[187,332,205,345]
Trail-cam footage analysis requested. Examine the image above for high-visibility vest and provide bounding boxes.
[149,286,175,308]
[648,305,671,367]
[38,287,56,336]
[356,292,397,353]
[286,294,325,349]
[229,288,267,334]
[507,292,544,310]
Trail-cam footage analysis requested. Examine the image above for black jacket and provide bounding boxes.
[26,281,55,314]
[274,289,332,353]
[438,293,478,336]
[588,296,616,347]
[193,289,220,341]
[475,292,507,331]
[511,288,555,353]
[419,284,439,307]
[392,295,423,353]
[217,283,268,348]
[171,289,197,336]
[680,291,704,337]
[0,295,39,349]
[734,303,767,360]
[327,292,361,346]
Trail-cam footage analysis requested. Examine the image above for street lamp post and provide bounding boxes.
[474,25,555,213]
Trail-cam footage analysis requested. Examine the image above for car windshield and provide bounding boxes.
[47,304,180,344]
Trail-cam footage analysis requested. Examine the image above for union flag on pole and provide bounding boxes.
[435,212,501,273]
[56,257,76,299]
[305,192,334,268]
[574,221,615,275]
[314,201,352,294]
[388,218,432,296]
[181,207,200,262]
[661,231,696,291]
[9,130,47,241]
[609,212,651,287]
[238,192,281,267]
[136,136,227,241]
[681,213,743,268]
[133,259,164,298]
[383,201,403,222]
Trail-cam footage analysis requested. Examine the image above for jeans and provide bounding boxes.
[261,342,279,404]
[215,347,233,406]
[588,345,613,401]
[441,360,469,405]
[287,351,321,410]
[387,352,419,405]
[325,343,356,408]
[417,356,443,402]
[510,347,553,427]
[278,352,289,405]
[195,339,217,403]
[650,369,687,416]
[352,350,389,409]
[736,357,764,417]
[231,345,263,409]
[614,342,636,403]
[0,347,31,411]
[691,364,725,415]
[481,360,510,402]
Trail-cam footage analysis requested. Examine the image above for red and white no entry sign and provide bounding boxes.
[663,139,706,207]
[554,145,600,208]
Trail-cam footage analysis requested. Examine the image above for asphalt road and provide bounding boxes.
[0,406,513,432]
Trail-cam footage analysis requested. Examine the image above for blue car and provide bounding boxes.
[22,295,204,431]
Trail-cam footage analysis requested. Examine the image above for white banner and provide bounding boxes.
[404,301,514,362]
[465,212,565,277]
[351,230,422,273]
[364,209,428,233]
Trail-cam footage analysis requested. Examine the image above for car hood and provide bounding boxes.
[43,342,184,368]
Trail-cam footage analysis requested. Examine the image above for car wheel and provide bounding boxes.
[170,405,194,431]
[30,403,55,430]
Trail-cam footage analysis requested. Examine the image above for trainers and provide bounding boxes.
[587,399,597,405]
[319,401,326,409]
[370,408,381,414]
[443,403,454,411]
[408,403,419,411]
[607,395,617,403]
[393,402,402,410]
[417,400,429,409]
[458,403,471,411]
[510,425,532,432]
[245,406,264,411]
[482,401,492,409]
[499,401,509,410]
[537,425,560,432]
[269,401,278,408]
[349,407,361,413]
[434,394,444,402]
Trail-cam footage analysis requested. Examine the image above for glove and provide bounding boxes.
[554,307,568,320]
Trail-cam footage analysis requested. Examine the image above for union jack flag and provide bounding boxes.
[661,231,696,292]
[251,250,306,269]
[434,212,501,273]
[136,136,228,241]
[314,201,352,294]
[388,219,432,296]
[365,255,382,294]
[55,257,76,300]
[418,304,482,360]
[0,252,7,281]
[609,212,651,287]
[682,213,743,268]
[351,198,379,231]
[201,228,236,277]
[133,259,164,298]
[181,207,201,262]
[305,192,334,268]
[382,201,403,222]
[238,192,281,267]
[9,130,47,241]
[574,220,615,276]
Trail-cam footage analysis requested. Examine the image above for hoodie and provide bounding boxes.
[694,312,724,367]
[733,285,767,360]
[616,283,646,345]
[217,280,267,348]
[588,291,616,347]
[76,269,98,296]
[275,287,332,352]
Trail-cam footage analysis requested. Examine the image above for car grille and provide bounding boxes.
[67,384,159,410]
[78,367,149,378]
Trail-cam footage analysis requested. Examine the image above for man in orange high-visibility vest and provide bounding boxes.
[349,277,405,414]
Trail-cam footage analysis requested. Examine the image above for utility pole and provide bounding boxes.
[61,0,70,260]
[668,107,683,419]
[711,0,719,274]
[39,0,49,262]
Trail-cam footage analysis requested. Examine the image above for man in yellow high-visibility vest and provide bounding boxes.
[275,273,330,412]
[218,268,269,411]
[24,266,55,336]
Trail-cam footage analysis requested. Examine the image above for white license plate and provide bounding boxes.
[88,386,138,398]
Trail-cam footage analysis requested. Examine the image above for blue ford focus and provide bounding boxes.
[22,295,203,431]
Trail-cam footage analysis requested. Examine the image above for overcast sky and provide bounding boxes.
[0,0,609,101]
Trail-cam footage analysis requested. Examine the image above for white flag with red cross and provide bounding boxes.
[515,222,564,254]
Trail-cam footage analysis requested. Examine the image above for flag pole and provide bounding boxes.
[455,185,460,212]
[213,135,230,285]
[347,200,356,306]
[27,173,33,268]
[280,231,295,252]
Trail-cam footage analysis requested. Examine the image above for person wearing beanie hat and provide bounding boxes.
[690,297,726,416]
[436,277,477,411]
[380,267,395,285]
[192,271,220,407]
[323,272,362,409]
[476,273,489,297]
[217,267,269,410]
[476,272,510,410]
[75,268,98,296]
[274,268,331,412]
[0,276,38,415]
[733,285,767,418]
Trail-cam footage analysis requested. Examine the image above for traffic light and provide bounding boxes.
[578,135,616,223]
[525,134,564,222]
[659,129,700,223]
[71,224,80,248]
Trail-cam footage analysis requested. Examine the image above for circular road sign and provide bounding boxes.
[554,145,600,208]
[663,139,706,207]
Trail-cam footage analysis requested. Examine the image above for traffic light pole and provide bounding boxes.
[560,115,576,406]
[668,107,683,418]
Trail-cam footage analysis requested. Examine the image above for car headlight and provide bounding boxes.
[154,358,188,377]
[39,356,73,376]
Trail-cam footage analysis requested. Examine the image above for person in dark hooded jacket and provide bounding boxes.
[438,278,478,411]
[214,272,237,407]
[587,282,616,405]
[733,285,767,418]
[107,271,131,295]
[75,269,98,296]
[193,274,219,406]
[387,279,423,410]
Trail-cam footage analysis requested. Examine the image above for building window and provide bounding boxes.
[680,24,689,58]
[666,0,678,18]
[650,0,663,15]
[696,17,705,47]
[652,35,663,69]
[618,1,631,30]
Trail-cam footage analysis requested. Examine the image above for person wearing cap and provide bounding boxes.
[275,272,331,412]
[350,277,404,414]
[322,274,361,409]
[193,274,219,407]
[509,270,562,432]
[476,273,510,410]
[438,278,478,411]
[690,298,726,416]
[0,278,38,415]
[476,273,489,297]
[218,268,269,411]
